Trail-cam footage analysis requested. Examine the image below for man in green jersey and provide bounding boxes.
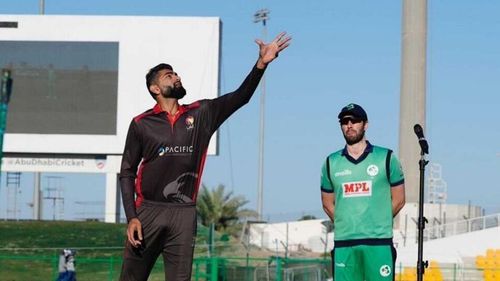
[320,103,405,281]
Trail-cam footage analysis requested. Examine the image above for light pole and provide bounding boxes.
[39,0,45,15]
[33,0,45,220]
[253,9,269,221]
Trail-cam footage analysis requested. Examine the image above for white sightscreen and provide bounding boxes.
[0,15,220,155]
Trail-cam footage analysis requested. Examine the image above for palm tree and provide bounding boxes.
[197,184,257,236]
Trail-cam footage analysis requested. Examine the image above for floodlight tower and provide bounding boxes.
[400,2,428,280]
[253,8,270,221]
[400,0,428,204]
[39,0,45,14]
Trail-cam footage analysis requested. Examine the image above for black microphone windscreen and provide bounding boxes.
[414,124,424,139]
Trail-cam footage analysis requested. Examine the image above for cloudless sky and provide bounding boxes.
[1,0,499,222]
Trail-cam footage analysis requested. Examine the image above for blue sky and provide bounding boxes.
[1,0,499,221]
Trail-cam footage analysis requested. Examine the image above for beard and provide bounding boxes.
[343,128,365,145]
[160,84,186,99]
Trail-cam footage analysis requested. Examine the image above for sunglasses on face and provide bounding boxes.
[340,117,363,125]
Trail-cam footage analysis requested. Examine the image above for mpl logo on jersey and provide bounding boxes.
[342,180,372,198]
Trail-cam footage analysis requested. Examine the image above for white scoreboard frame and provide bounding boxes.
[0,15,220,223]
[0,15,221,156]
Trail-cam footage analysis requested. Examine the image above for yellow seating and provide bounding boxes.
[486,258,497,269]
[484,270,497,281]
[487,249,496,258]
[425,260,444,281]
[477,255,487,269]
[401,267,417,281]
[478,249,500,281]
[399,262,443,281]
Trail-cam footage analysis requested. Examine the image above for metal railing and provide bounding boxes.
[397,213,500,245]
[0,254,332,281]
[425,213,500,240]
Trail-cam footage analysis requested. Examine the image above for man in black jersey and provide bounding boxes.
[119,32,291,281]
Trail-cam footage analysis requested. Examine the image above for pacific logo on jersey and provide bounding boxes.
[342,180,372,198]
[158,145,194,156]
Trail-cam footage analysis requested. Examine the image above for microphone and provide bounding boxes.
[413,124,429,154]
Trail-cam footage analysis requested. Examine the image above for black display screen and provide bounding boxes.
[1,41,119,135]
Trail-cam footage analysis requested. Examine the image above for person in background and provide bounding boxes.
[320,103,405,281]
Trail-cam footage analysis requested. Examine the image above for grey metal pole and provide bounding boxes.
[400,1,428,280]
[254,9,269,220]
[34,0,45,220]
[33,172,41,220]
[399,0,427,204]
[39,0,45,15]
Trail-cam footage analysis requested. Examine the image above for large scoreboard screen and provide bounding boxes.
[0,15,221,155]
[2,41,118,135]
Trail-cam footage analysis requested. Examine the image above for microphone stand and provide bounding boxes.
[417,147,429,281]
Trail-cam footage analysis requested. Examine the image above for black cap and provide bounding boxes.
[338,103,368,121]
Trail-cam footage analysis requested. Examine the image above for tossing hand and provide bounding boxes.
[255,32,291,69]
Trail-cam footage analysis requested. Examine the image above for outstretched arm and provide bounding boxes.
[207,32,292,132]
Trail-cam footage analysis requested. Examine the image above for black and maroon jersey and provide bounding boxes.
[120,65,265,221]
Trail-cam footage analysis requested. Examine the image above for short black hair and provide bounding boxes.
[145,63,173,100]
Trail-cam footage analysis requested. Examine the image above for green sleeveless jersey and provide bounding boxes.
[320,142,404,241]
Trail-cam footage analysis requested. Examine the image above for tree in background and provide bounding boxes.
[298,214,317,221]
[197,184,257,236]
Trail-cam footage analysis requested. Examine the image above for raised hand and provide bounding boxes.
[255,32,291,69]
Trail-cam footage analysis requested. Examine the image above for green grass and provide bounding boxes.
[0,220,128,280]
[0,220,175,280]
[0,220,226,256]
[0,220,226,280]
[0,220,286,280]
[0,220,127,257]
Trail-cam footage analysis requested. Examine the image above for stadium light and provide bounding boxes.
[253,8,270,221]
[253,9,270,25]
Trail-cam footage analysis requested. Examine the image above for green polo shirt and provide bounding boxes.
[321,141,404,241]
